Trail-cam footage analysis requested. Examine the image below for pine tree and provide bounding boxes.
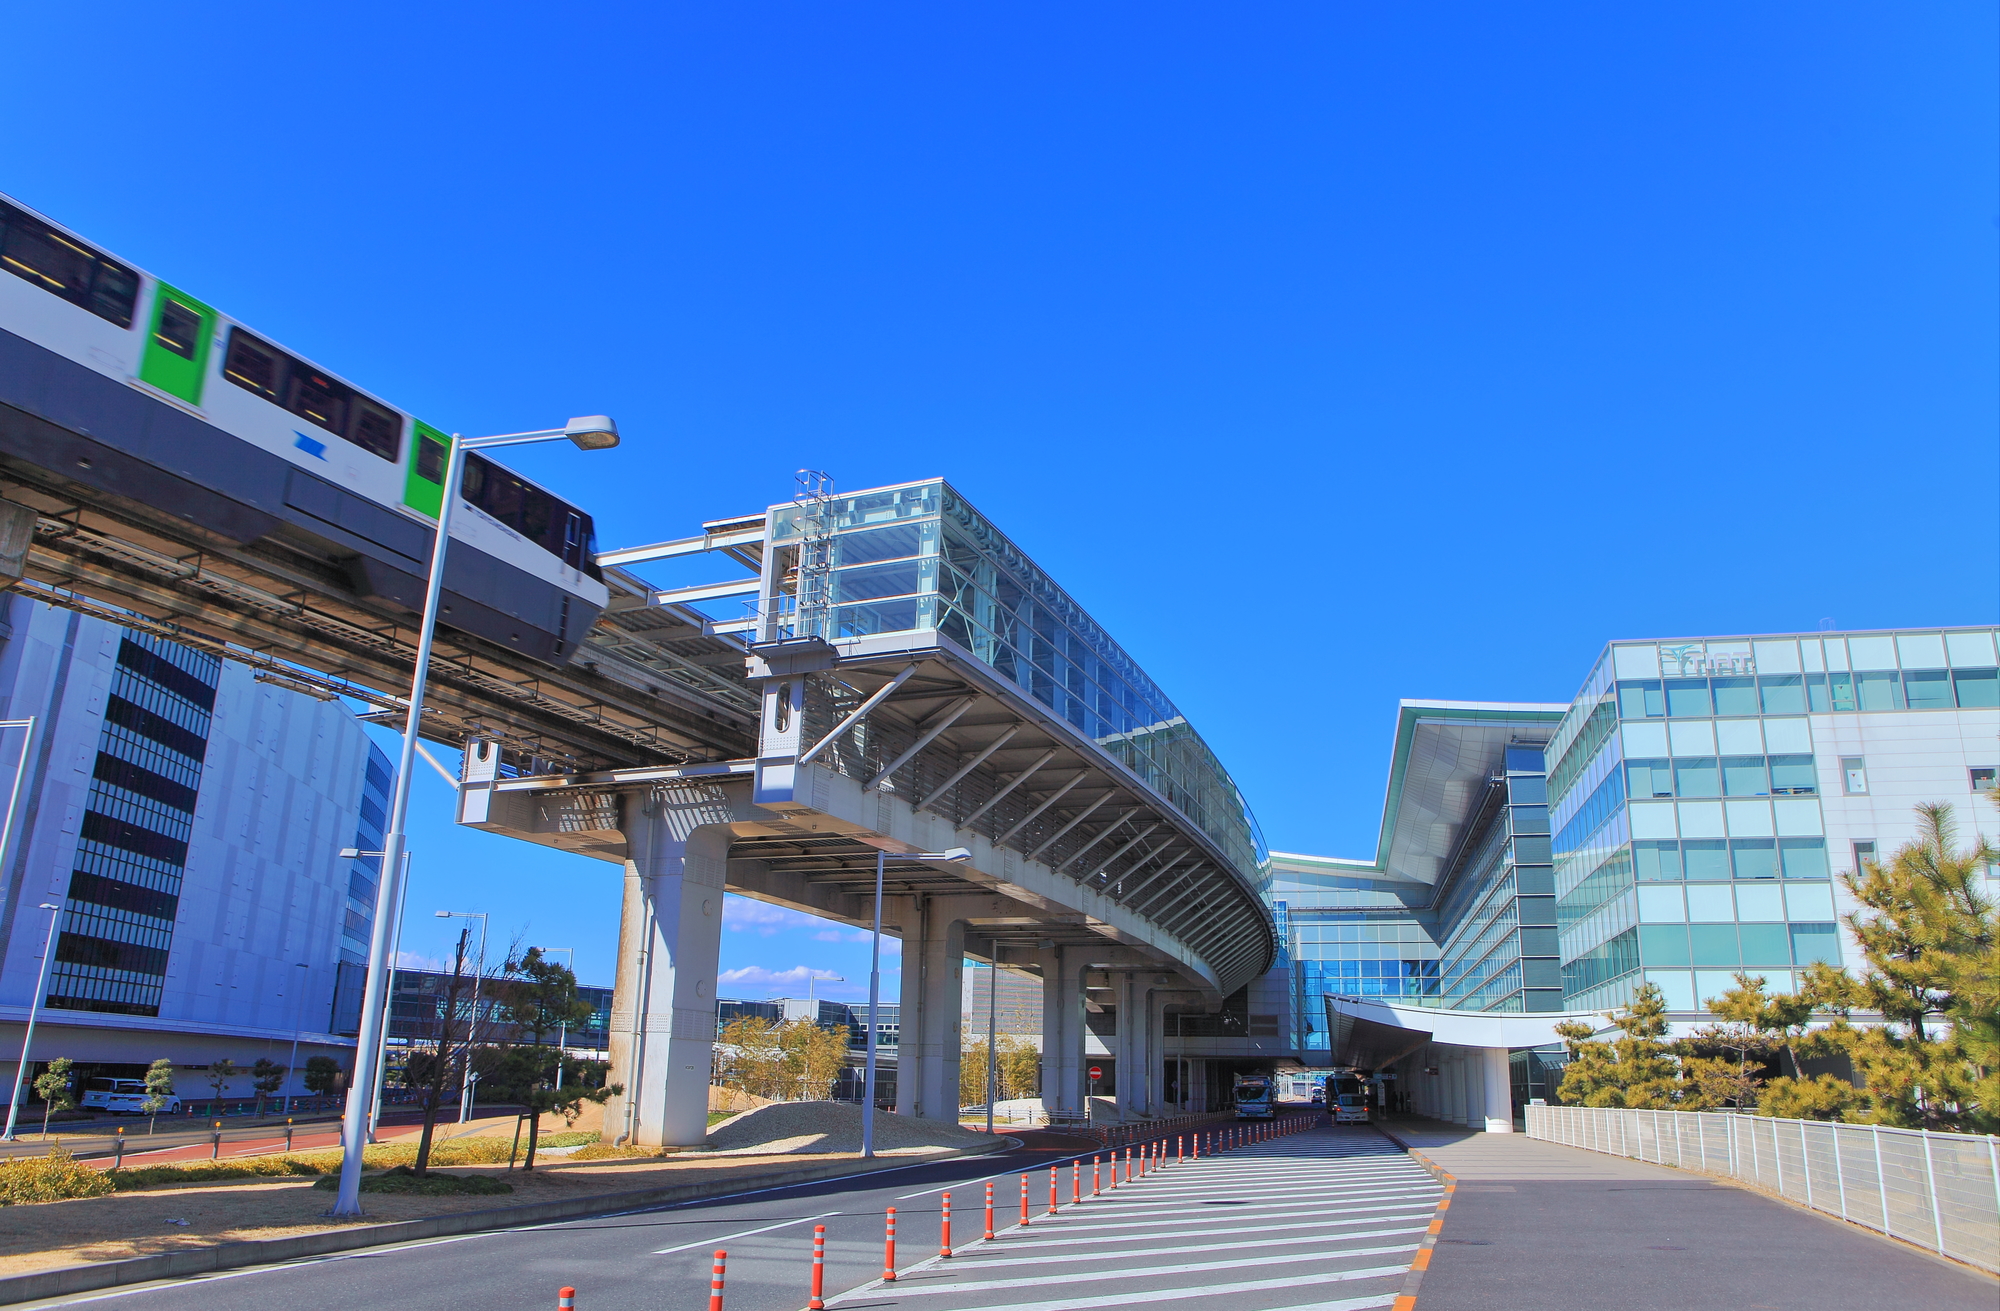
[1553,982,1682,1108]
[1678,972,1860,1120]
[1800,802,1997,1132]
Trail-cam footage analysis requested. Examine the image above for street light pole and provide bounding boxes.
[862,847,971,1158]
[532,947,574,1088]
[2,904,61,1142]
[985,960,998,1135]
[437,910,488,1123]
[327,416,619,1218]
[368,852,412,1140]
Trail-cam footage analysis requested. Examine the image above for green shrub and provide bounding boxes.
[0,1144,115,1205]
[534,1131,599,1149]
[107,1156,327,1191]
[310,1166,512,1196]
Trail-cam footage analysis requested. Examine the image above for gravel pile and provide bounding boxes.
[704,1102,993,1156]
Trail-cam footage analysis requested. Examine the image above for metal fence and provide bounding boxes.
[1524,1104,2000,1274]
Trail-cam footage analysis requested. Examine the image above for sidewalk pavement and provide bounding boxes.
[1374,1115,1995,1311]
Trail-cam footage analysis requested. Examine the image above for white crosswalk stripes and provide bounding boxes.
[825,1122,1440,1311]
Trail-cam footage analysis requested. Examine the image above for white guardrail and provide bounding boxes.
[1524,1104,2000,1274]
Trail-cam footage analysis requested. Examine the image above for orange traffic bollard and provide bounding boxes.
[809,1226,827,1309]
[557,1289,576,1311]
[1092,1155,1101,1195]
[941,1193,953,1259]
[1019,1174,1031,1226]
[984,1180,996,1240]
[1049,1166,1059,1215]
[883,1208,898,1281]
[708,1252,726,1311]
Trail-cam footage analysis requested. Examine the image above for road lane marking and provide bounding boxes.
[934,1223,1428,1266]
[652,1210,842,1254]
[964,1207,1440,1247]
[858,1242,1421,1295]
[826,1266,1409,1310]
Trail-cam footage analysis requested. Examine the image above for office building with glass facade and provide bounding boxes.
[1546,626,1999,1018]
[0,595,387,1106]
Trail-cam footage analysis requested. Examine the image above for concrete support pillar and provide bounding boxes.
[605,792,731,1148]
[895,897,965,1123]
[1038,948,1087,1117]
[1111,972,1136,1120]
[1445,1050,1465,1125]
[1146,990,1166,1117]
[1481,1047,1514,1132]
[1123,980,1156,1117]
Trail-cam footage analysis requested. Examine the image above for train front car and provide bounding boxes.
[0,192,608,668]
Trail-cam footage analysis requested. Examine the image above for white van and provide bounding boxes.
[79,1077,179,1115]
[1333,1093,1369,1124]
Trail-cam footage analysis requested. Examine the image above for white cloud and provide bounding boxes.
[717,965,871,996]
[722,898,821,936]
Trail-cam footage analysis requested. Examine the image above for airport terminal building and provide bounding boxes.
[1267,625,1998,1128]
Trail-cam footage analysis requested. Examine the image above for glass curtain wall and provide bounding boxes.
[1432,746,1560,1012]
[49,633,220,1017]
[766,480,1268,886]
[1544,629,1998,1014]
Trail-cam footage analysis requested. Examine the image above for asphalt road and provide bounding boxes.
[20,1120,1320,1311]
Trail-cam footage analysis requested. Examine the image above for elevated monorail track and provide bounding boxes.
[0,420,758,771]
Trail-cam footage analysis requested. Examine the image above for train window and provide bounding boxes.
[223,330,280,398]
[0,199,139,328]
[222,327,403,462]
[458,453,602,577]
[349,400,402,461]
[519,487,554,545]
[154,299,201,359]
[416,432,448,483]
[286,369,348,435]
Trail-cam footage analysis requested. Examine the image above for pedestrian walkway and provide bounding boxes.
[1375,1116,1997,1311]
[828,1124,1436,1311]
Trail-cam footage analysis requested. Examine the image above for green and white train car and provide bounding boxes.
[0,191,608,665]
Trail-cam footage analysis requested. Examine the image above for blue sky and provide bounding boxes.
[5,4,1992,995]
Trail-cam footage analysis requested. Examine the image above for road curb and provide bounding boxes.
[0,1138,1019,1307]
[1371,1122,1455,1311]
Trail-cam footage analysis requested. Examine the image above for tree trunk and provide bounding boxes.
[523,1107,542,1171]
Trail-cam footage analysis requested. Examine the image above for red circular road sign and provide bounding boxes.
[1088,1066,1103,1079]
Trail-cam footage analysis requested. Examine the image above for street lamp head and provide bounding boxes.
[38,902,57,910]
[435,910,452,918]
[918,847,973,863]
[563,415,620,451]
[338,847,362,859]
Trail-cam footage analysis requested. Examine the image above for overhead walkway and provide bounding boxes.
[460,479,1278,1146]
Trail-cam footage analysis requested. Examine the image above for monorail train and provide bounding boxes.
[0,191,608,665]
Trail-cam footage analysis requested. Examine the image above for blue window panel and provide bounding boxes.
[1689,924,1740,968]
[1638,924,1691,967]
[1789,923,1843,966]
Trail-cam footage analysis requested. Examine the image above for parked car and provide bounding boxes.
[80,1077,179,1116]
